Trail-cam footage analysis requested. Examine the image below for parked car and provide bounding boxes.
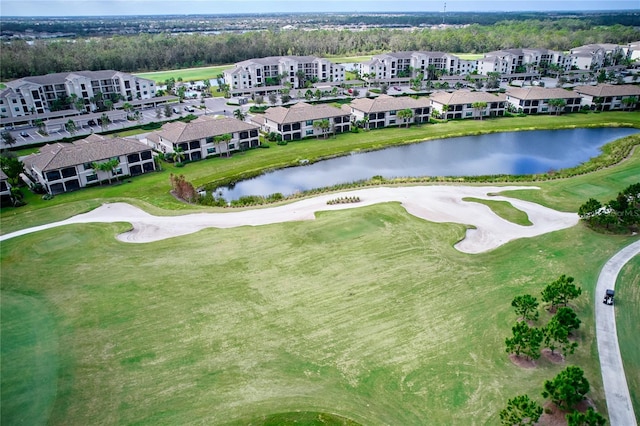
[88,119,97,126]
[19,131,29,137]
[184,106,195,112]
[173,108,180,114]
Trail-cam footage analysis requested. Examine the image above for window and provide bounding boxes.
[389,110,396,116]
[306,120,313,125]
[86,174,98,182]
[229,144,235,150]
[306,130,314,135]
[207,147,216,154]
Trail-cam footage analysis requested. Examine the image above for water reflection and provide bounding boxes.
[217,128,638,200]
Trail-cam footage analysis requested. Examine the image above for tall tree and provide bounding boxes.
[233,108,246,121]
[1,130,17,147]
[548,98,567,115]
[541,275,581,311]
[171,146,185,164]
[566,407,607,426]
[505,321,543,360]
[499,395,543,426]
[542,366,590,410]
[543,316,578,356]
[65,119,78,136]
[397,109,414,127]
[471,101,487,120]
[511,295,539,322]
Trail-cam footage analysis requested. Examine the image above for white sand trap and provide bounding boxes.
[0,186,578,254]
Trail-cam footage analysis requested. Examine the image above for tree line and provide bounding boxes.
[2,19,639,80]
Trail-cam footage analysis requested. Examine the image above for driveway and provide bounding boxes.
[595,239,640,426]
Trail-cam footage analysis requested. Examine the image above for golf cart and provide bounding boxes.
[603,289,614,305]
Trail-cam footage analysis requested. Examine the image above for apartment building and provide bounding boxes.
[429,90,507,119]
[505,87,583,114]
[261,102,351,141]
[1,70,156,119]
[359,51,476,80]
[574,84,640,111]
[146,115,260,160]
[569,44,627,70]
[350,95,431,128]
[224,56,345,90]
[476,48,571,75]
[23,134,156,194]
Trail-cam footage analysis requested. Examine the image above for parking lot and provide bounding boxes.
[0,98,238,149]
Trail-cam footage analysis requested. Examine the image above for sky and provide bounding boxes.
[0,0,638,17]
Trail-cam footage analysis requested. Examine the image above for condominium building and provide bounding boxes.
[350,94,431,128]
[146,115,260,160]
[429,90,507,119]
[477,48,571,75]
[574,84,640,111]
[505,87,583,114]
[23,134,156,194]
[359,51,476,80]
[1,70,156,119]
[224,56,345,90]
[261,102,351,141]
[569,44,628,70]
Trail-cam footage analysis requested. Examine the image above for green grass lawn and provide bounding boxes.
[2,154,639,424]
[616,259,640,417]
[462,197,532,226]
[133,65,234,83]
[1,112,639,424]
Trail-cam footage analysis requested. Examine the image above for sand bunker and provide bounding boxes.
[0,186,578,254]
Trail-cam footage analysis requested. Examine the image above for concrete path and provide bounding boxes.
[595,239,640,426]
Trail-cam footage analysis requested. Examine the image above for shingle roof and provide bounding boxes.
[350,94,430,113]
[574,84,640,97]
[429,90,506,105]
[0,169,8,180]
[506,87,582,100]
[264,102,348,124]
[147,115,259,144]
[23,134,151,172]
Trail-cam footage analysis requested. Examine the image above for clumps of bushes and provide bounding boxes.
[326,196,361,205]
[169,173,198,203]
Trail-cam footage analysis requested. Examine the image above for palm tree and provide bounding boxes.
[313,120,331,139]
[621,96,638,111]
[93,158,120,185]
[100,113,110,131]
[65,119,78,135]
[397,109,414,127]
[471,102,488,120]
[233,109,246,121]
[548,99,567,115]
[172,146,185,164]
[441,104,450,119]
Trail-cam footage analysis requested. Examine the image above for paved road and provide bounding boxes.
[595,239,640,426]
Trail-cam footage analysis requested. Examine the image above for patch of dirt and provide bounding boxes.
[538,400,596,426]
[509,354,537,369]
[541,348,565,364]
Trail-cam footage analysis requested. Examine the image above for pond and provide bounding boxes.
[216,127,639,201]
